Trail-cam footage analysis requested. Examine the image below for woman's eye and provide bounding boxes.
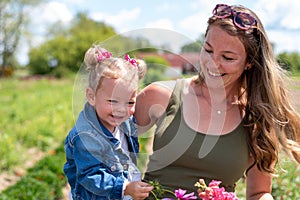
[204,48,213,53]
[223,56,235,61]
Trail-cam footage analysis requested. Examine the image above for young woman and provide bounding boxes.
[135,4,300,199]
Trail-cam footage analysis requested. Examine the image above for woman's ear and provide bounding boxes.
[86,87,96,106]
[245,63,252,70]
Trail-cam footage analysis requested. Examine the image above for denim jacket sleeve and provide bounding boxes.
[72,131,125,199]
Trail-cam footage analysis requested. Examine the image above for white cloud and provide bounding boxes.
[178,12,209,39]
[254,0,300,30]
[120,28,194,53]
[90,8,141,31]
[269,30,300,53]
[155,2,178,12]
[61,0,84,4]
[30,1,73,35]
[35,2,73,24]
[145,19,174,30]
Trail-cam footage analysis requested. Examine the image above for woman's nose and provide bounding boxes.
[207,57,219,69]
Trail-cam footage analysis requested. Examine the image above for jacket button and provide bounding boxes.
[111,165,116,171]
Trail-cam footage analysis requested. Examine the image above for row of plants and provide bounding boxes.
[0,76,74,171]
[0,144,67,200]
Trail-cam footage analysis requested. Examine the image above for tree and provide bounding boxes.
[180,35,204,53]
[27,12,158,78]
[277,51,300,72]
[28,13,117,77]
[142,55,169,85]
[0,0,42,77]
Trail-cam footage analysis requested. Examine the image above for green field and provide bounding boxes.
[0,73,299,199]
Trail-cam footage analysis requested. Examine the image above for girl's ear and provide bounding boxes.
[86,87,96,106]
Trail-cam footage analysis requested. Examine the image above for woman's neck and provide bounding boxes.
[191,80,240,106]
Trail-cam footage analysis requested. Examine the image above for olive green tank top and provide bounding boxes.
[144,79,249,193]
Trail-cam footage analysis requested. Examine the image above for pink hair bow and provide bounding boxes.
[125,54,137,67]
[97,49,112,63]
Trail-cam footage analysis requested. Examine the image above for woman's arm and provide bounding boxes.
[135,81,175,134]
[246,159,274,200]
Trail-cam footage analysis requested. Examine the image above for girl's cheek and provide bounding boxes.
[129,107,135,115]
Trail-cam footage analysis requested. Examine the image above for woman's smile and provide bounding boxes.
[207,68,225,77]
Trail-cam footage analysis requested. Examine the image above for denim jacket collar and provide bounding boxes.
[82,103,139,153]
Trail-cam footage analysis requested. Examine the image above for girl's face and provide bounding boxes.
[87,77,137,133]
[200,25,249,89]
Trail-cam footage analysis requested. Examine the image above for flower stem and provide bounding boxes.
[150,190,159,200]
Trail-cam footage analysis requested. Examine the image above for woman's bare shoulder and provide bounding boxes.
[138,80,177,99]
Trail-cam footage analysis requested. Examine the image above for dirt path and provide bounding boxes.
[0,148,45,192]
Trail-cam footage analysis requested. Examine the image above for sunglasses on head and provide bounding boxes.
[212,4,257,30]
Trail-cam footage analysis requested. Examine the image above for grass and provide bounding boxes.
[0,71,299,199]
[0,76,74,171]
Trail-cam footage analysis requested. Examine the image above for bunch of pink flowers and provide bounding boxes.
[148,179,239,200]
[195,179,239,200]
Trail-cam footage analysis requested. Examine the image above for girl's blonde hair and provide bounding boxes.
[195,5,300,174]
[84,44,146,92]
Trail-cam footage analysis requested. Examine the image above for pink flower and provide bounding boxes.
[208,180,222,188]
[195,179,239,200]
[125,54,137,67]
[96,48,112,62]
[161,188,197,200]
[174,188,198,200]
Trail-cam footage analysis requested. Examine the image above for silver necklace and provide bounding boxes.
[203,96,237,115]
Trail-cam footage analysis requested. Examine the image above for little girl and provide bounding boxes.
[63,45,153,200]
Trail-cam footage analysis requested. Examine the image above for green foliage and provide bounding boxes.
[0,76,73,170]
[0,0,44,71]
[272,156,300,199]
[27,13,117,77]
[0,144,67,200]
[180,35,203,53]
[142,56,170,85]
[181,41,202,53]
[277,51,300,72]
[0,73,300,199]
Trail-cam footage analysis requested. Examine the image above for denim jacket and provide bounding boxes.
[63,103,140,200]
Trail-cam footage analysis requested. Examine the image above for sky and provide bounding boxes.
[19,0,300,64]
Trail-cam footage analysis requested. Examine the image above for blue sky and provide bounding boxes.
[19,0,300,64]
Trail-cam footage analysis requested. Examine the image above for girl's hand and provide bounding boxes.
[124,181,154,200]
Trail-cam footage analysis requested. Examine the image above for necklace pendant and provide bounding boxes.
[217,110,222,115]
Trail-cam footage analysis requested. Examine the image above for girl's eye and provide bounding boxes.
[108,100,118,104]
[127,101,135,106]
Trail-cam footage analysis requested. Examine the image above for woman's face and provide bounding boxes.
[200,25,248,89]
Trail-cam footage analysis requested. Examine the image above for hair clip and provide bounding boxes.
[97,49,112,63]
[125,54,137,67]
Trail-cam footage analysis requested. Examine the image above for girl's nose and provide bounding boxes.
[114,104,128,114]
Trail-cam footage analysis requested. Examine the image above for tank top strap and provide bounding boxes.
[172,78,186,102]
[155,79,186,135]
